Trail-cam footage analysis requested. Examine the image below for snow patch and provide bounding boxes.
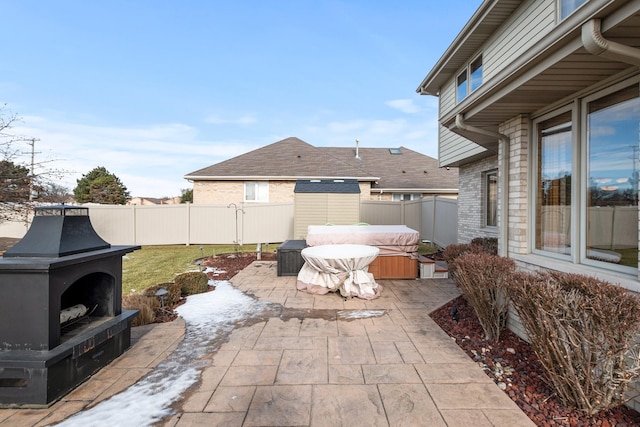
[54,281,271,427]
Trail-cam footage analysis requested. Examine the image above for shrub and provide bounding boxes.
[122,294,159,327]
[450,252,516,341]
[508,271,640,415]
[175,271,209,295]
[443,243,477,275]
[470,237,498,255]
[143,282,182,306]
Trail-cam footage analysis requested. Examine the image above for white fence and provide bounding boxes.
[1,197,459,248]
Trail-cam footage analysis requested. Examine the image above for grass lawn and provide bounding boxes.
[122,241,438,295]
[122,244,277,295]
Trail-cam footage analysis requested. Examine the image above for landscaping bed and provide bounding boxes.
[431,295,640,426]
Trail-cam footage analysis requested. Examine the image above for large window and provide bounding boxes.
[533,78,640,274]
[535,111,573,255]
[584,84,639,270]
[244,181,268,202]
[485,171,498,227]
[559,0,587,20]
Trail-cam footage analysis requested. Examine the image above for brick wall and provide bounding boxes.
[499,115,529,256]
[458,156,499,243]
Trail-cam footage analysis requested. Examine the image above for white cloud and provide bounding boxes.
[386,99,420,114]
[11,117,257,198]
[205,114,257,125]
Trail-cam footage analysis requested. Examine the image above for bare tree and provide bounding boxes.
[0,106,69,224]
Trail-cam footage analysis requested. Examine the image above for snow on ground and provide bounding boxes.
[54,276,388,426]
[337,309,386,319]
[54,281,272,427]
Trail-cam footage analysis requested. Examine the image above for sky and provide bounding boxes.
[2,1,482,198]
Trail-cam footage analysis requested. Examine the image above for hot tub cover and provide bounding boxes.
[306,225,419,256]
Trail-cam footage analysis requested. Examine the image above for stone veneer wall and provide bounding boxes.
[457,156,499,243]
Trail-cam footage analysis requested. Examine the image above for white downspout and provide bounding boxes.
[455,114,510,257]
[582,19,640,66]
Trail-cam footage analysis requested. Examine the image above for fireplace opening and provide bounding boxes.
[60,272,115,340]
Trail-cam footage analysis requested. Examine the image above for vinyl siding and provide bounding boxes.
[293,193,360,239]
[438,0,556,165]
[483,0,555,82]
[439,125,487,166]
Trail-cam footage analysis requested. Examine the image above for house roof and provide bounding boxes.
[184,137,458,193]
[184,137,377,181]
[321,146,458,191]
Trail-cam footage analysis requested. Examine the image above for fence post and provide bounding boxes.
[431,195,438,244]
[132,204,137,246]
[186,202,191,246]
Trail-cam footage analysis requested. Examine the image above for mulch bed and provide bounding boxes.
[430,296,640,426]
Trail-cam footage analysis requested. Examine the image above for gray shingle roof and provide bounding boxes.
[184,137,376,180]
[321,146,458,190]
[184,137,458,191]
[294,179,361,194]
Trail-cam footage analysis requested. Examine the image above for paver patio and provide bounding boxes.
[0,260,536,426]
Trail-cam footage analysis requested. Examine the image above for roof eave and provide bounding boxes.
[416,0,500,96]
[184,175,380,181]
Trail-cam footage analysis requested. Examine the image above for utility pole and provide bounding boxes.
[21,138,40,201]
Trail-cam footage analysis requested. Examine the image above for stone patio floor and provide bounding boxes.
[0,260,535,426]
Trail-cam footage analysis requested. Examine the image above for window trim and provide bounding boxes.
[579,77,640,275]
[456,54,483,104]
[558,0,587,21]
[243,181,269,203]
[530,75,640,277]
[531,103,576,262]
[483,169,498,229]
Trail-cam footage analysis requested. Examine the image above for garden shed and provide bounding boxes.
[293,179,361,239]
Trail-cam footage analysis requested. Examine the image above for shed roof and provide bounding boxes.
[294,179,361,194]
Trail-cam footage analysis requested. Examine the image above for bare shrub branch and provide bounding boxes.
[508,271,640,415]
[450,252,516,341]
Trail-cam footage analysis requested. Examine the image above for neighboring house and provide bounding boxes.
[183,137,458,204]
[127,197,181,205]
[417,0,640,292]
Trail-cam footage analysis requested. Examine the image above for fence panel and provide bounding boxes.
[4,198,459,248]
[135,205,189,246]
[360,201,402,224]
[89,205,136,245]
[422,196,458,248]
[240,203,294,244]
[188,205,237,244]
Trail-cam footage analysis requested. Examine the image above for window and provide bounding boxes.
[457,71,468,103]
[244,181,268,202]
[484,171,498,227]
[532,77,640,274]
[559,0,587,20]
[470,56,483,92]
[392,193,418,201]
[584,84,639,270]
[457,55,482,103]
[535,111,573,255]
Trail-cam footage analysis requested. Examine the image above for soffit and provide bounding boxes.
[417,0,523,95]
[442,6,640,147]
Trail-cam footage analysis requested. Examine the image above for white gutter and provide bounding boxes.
[582,19,640,66]
[455,114,510,257]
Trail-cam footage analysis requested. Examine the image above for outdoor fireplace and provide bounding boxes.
[0,205,139,407]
